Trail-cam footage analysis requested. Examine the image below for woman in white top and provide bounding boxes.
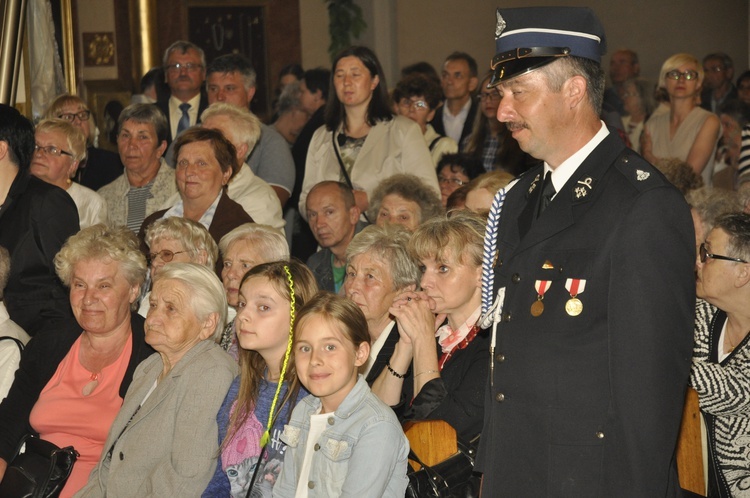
[642,53,721,186]
[30,119,107,229]
[299,46,439,219]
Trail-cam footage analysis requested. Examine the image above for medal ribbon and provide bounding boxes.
[565,278,586,296]
[535,280,551,297]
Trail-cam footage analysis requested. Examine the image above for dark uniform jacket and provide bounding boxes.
[476,130,695,497]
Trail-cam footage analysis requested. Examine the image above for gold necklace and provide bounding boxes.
[726,328,749,354]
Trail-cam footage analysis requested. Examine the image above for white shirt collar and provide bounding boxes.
[545,121,609,197]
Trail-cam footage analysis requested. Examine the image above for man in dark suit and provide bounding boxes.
[475,7,695,497]
[156,41,209,145]
[430,52,479,149]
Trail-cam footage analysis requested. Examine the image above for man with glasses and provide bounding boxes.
[393,74,457,167]
[701,52,738,115]
[156,41,209,145]
[476,7,695,496]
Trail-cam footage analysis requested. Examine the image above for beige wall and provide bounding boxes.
[301,0,748,89]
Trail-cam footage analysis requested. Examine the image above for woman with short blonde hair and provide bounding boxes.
[31,119,107,228]
[371,210,489,444]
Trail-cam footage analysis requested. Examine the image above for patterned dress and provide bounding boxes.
[691,299,750,497]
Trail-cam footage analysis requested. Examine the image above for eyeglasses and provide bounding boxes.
[165,63,203,73]
[438,176,466,187]
[480,91,501,102]
[703,66,725,73]
[34,144,73,158]
[58,110,91,122]
[398,99,428,111]
[665,70,699,81]
[699,242,748,264]
[148,249,186,265]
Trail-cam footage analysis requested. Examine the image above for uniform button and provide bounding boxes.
[308,481,315,489]
[511,273,521,284]
[497,259,503,268]
[119,452,124,461]
[502,312,512,322]
[558,266,564,273]
[495,393,505,402]
[314,443,320,451]
[327,417,335,425]
[596,431,605,439]
[622,156,629,163]
[495,353,505,362]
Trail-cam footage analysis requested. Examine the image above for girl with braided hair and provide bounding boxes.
[203,261,317,498]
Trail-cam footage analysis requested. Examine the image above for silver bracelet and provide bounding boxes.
[414,369,439,378]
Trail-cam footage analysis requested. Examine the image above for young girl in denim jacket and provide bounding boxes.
[203,261,318,498]
[273,292,409,498]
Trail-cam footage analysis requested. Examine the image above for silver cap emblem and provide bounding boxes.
[495,11,506,39]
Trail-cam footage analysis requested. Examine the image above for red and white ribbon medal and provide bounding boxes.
[564,278,586,316]
[531,280,552,317]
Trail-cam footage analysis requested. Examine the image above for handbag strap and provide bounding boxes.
[0,336,24,353]
[330,132,371,223]
[408,448,449,493]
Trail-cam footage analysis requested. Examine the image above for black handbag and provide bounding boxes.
[0,434,79,498]
[405,436,480,498]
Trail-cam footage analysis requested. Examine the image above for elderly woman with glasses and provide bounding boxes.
[31,119,107,229]
[137,217,218,318]
[138,127,254,274]
[343,223,420,384]
[77,263,236,497]
[44,94,123,190]
[692,212,750,496]
[642,54,721,187]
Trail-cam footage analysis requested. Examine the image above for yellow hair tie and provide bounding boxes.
[261,265,296,448]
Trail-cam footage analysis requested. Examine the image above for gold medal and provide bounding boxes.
[565,297,583,316]
[530,299,544,317]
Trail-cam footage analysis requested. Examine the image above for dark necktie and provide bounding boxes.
[177,103,191,135]
[538,171,556,217]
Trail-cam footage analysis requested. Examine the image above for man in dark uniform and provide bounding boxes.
[475,7,695,497]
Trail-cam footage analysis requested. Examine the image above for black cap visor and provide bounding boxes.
[488,46,570,87]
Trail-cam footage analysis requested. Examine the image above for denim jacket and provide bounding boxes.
[273,375,409,497]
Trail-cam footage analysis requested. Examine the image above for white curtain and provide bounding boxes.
[27,0,66,120]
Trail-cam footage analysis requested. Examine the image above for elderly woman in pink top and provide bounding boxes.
[0,225,154,497]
